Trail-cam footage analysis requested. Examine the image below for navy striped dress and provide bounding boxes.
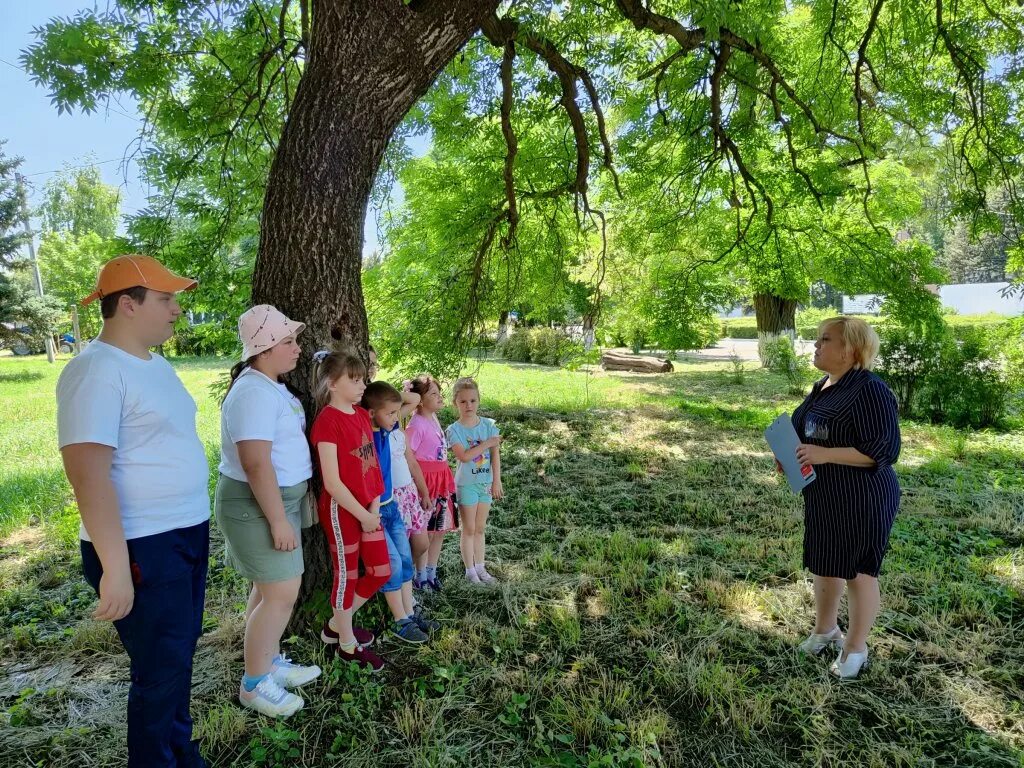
[791,368,901,579]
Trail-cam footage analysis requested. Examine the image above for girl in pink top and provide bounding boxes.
[405,374,458,591]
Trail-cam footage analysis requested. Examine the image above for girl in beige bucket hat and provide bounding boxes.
[214,305,321,717]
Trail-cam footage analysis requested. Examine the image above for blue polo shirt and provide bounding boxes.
[372,426,394,503]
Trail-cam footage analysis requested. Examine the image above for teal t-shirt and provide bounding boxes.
[446,417,500,486]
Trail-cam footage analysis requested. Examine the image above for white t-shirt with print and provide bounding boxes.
[56,341,210,541]
[218,368,313,488]
[389,427,414,488]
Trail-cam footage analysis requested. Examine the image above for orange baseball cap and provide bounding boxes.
[81,254,198,306]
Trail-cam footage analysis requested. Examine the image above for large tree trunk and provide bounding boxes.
[251,0,500,625]
[753,292,797,368]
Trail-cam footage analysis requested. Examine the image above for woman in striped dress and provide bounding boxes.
[789,317,901,679]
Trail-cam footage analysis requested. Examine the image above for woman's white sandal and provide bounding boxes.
[830,649,868,679]
[797,626,844,656]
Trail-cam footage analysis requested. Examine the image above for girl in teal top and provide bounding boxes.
[445,377,502,584]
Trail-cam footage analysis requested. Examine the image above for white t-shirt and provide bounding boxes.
[390,427,414,488]
[218,368,313,487]
[56,341,210,541]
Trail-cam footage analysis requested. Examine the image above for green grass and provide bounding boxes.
[1,354,1023,767]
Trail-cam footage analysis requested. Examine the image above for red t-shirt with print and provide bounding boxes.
[310,405,384,515]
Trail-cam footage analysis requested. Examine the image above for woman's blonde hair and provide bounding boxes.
[818,316,880,370]
[452,376,479,401]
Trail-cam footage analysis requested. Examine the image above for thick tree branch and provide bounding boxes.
[499,41,519,244]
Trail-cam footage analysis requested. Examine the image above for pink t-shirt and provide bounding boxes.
[405,412,447,462]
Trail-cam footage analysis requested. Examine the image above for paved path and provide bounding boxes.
[677,338,816,363]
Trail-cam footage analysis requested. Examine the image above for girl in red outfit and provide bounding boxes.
[309,351,391,672]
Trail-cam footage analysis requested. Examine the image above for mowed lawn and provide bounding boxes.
[1,353,1022,767]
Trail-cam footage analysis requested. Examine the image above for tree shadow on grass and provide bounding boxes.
[0,370,44,384]
[5,403,1022,767]
[478,406,1024,765]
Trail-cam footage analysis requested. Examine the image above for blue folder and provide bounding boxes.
[764,413,817,494]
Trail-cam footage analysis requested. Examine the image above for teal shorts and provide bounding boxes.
[456,482,493,506]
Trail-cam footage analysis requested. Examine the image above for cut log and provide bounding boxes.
[600,351,674,373]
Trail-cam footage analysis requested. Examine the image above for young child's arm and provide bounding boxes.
[490,430,503,501]
[400,391,420,420]
[317,442,381,531]
[449,433,501,464]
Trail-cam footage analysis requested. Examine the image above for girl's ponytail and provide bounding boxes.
[222,359,253,404]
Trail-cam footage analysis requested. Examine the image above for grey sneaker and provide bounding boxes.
[270,655,321,688]
[393,618,429,644]
[239,676,304,718]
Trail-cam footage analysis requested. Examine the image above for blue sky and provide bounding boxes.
[0,1,407,253]
[0,2,149,226]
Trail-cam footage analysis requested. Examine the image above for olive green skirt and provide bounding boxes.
[214,475,307,583]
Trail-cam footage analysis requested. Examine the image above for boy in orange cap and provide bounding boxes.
[57,255,210,767]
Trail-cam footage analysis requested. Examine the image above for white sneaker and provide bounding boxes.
[271,655,321,688]
[830,649,869,679]
[465,568,482,584]
[475,565,497,584]
[239,676,304,718]
[797,626,844,655]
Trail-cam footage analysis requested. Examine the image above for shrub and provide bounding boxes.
[529,327,582,367]
[876,324,1011,429]
[171,321,238,357]
[496,328,533,363]
[496,327,582,367]
[761,335,814,395]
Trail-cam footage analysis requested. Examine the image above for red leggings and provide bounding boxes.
[319,498,391,610]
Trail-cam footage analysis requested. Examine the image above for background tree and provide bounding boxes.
[0,141,28,270]
[35,164,124,338]
[38,162,121,239]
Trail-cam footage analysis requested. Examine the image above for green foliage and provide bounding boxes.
[38,162,121,240]
[876,324,1012,429]
[497,327,583,367]
[170,322,239,358]
[0,141,27,269]
[0,272,65,352]
[37,230,117,338]
[248,724,300,767]
[722,312,1009,343]
[761,336,814,395]
[497,328,533,363]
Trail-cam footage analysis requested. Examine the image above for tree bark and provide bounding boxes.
[753,292,797,367]
[600,351,673,372]
[582,313,596,350]
[496,310,510,343]
[251,0,501,626]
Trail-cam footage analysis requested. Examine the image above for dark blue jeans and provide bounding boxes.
[81,521,209,768]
